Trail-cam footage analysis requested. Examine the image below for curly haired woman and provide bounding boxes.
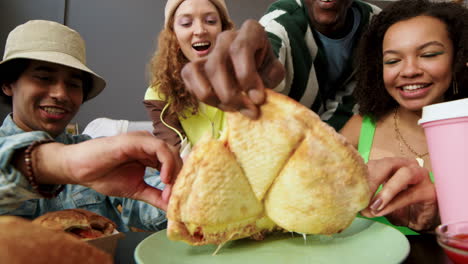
[341,0,468,234]
[143,0,233,156]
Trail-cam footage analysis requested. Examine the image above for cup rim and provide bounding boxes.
[436,222,468,248]
[437,239,468,257]
[419,98,468,125]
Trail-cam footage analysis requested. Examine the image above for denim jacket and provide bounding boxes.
[0,114,167,231]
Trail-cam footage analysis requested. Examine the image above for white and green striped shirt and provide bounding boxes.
[260,0,380,131]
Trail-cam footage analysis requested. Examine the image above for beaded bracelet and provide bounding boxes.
[24,139,65,198]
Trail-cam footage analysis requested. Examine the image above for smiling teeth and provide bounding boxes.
[43,107,65,115]
[193,42,209,47]
[402,84,426,91]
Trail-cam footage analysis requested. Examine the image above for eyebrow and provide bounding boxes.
[175,11,218,19]
[383,41,446,56]
[32,65,84,80]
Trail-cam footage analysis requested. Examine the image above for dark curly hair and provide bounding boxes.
[354,0,468,120]
[148,1,234,116]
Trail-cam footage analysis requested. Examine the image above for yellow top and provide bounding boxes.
[144,86,226,146]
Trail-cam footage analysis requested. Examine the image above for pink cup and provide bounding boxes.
[419,98,468,224]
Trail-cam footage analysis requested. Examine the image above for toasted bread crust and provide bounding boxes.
[168,89,370,245]
[0,216,112,264]
[33,209,117,238]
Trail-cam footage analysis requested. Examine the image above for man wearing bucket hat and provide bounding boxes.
[0,20,182,232]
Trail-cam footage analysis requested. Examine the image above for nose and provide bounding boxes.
[193,21,207,36]
[400,58,423,78]
[49,81,69,101]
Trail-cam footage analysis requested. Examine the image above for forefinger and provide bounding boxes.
[370,164,427,212]
[366,157,419,194]
[181,59,220,107]
[204,30,260,118]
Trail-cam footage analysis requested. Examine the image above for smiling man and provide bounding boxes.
[258,0,381,130]
[181,0,380,131]
[0,20,182,232]
[4,60,85,138]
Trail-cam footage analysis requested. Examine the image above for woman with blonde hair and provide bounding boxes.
[143,0,234,155]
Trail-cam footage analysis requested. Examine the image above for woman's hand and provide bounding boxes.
[361,157,439,231]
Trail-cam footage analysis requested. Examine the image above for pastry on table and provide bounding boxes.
[33,209,117,240]
[0,215,112,264]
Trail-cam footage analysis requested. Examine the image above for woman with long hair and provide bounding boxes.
[341,0,468,234]
[143,0,234,156]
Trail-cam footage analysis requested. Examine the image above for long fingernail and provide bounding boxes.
[370,198,383,212]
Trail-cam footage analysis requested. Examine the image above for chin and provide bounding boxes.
[402,103,427,112]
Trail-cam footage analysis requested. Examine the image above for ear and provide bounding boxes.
[2,84,13,96]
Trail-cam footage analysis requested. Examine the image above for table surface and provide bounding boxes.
[114,232,454,264]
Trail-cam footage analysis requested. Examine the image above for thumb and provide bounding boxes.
[135,186,167,211]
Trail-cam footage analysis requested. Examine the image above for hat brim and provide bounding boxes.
[0,51,106,101]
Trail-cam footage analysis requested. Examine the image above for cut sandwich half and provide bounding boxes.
[0,216,112,264]
[167,89,370,245]
[33,209,117,240]
[167,136,277,245]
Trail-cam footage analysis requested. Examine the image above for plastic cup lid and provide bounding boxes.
[418,98,468,125]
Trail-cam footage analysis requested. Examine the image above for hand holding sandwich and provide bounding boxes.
[361,157,439,231]
[181,20,285,120]
[15,131,182,211]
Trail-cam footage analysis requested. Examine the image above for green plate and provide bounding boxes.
[135,218,409,264]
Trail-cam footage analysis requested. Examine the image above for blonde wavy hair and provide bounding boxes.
[149,1,234,116]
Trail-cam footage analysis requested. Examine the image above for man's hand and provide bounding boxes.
[182,20,285,119]
[35,131,182,211]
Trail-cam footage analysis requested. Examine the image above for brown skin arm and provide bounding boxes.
[181,20,285,120]
[143,99,183,150]
[12,132,182,211]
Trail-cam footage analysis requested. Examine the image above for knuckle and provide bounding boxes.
[243,19,260,29]
[216,30,234,43]
[204,59,217,76]
[229,37,244,55]
[196,88,212,101]
[181,63,194,81]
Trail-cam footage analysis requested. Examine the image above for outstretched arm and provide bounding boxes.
[13,131,182,211]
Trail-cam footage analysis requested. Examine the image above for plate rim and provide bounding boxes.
[134,218,410,264]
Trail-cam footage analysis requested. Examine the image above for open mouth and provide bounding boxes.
[192,42,211,52]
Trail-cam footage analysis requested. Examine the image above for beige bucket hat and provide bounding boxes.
[0,20,106,101]
[164,0,231,28]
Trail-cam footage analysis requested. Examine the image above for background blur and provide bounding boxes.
[0,0,402,130]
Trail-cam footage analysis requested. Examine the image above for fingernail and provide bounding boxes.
[218,104,236,112]
[370,198,383,212]
[240,108,257,119]
[248,89,265,105]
